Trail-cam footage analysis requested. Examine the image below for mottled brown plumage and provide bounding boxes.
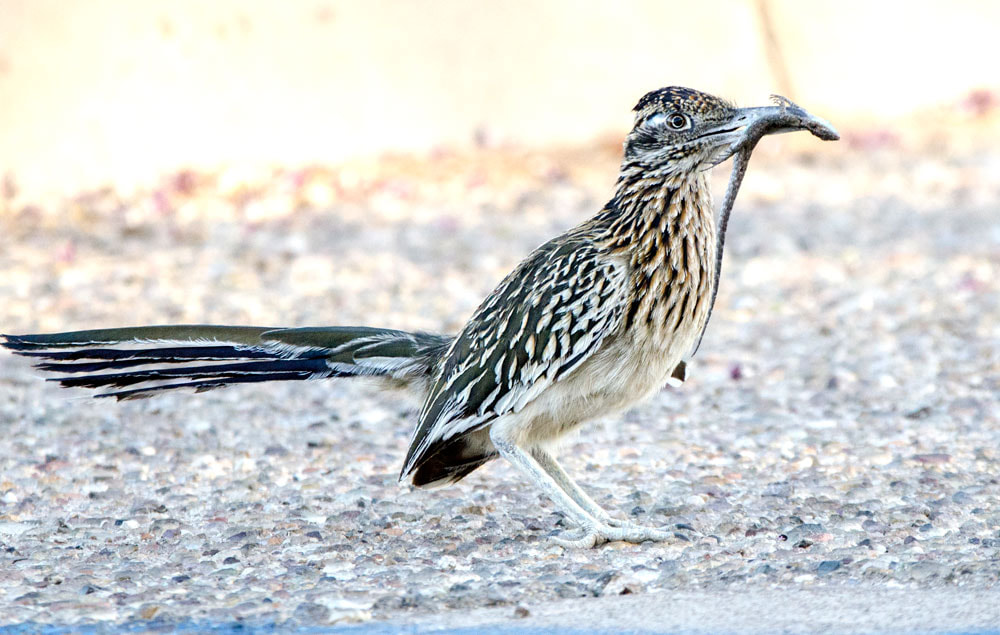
[3,87,838,547]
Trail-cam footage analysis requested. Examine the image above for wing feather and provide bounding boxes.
[402,238,626,476]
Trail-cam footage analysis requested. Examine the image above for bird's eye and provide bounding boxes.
[667,113,689,130]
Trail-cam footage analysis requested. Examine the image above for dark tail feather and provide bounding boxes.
[27,346,281,373]
[3,324,451,401]
[95,373,335,401]
[50,358,332,390]
[2,326,332,400]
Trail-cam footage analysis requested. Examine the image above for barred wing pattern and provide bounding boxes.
[402,234,626,476]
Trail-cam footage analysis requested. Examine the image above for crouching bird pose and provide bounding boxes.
[3,88,838,547]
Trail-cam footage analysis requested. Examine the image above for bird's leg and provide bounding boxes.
[530,447,630,528]
[489,426,672,548]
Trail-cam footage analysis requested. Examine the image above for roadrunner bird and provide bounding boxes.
[3,87,838,548]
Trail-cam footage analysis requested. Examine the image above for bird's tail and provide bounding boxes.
[2,325,451,400]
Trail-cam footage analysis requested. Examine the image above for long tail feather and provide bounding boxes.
[2,325,276,349]
[2,324,451,400]
[50,358,332,389]
[28,346,281,373]
[94,374,329,401]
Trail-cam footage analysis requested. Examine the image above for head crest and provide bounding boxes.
[633,87,733,115]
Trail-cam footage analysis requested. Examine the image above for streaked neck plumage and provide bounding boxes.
[603,160,718,341]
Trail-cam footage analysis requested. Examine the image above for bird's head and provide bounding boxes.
[623,86,838,174]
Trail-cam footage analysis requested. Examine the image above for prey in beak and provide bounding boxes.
[706,94,840,168]
[694,94,839,352]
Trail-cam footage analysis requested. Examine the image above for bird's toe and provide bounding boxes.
[551,522,673,548]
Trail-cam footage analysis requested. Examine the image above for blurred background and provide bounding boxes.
[2,0,999,200]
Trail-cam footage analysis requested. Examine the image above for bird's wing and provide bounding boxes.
[401,237,627,477]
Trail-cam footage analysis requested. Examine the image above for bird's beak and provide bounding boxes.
[704,95,839,166]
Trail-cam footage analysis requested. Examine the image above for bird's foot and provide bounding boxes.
[593,512,626,528]
[600,516,644,530]
[551,522,673,548]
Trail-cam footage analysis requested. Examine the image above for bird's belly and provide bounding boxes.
[510,327,694,446]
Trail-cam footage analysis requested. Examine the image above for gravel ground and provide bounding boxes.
[0,130,999,630]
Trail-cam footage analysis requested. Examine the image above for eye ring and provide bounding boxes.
[667,112,689,130]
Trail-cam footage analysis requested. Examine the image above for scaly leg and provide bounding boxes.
[530,446,630,527]
[490,426,672,548]
[531,447,677,537]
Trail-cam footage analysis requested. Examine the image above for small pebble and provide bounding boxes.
[817,561,841,574]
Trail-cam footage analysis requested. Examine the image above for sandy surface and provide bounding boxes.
[0,135,998,631]
[400,587,1000,634]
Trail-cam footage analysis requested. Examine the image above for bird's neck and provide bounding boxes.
[606,164,716,253]
[604,164,718,337]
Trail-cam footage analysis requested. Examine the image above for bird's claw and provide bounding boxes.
[552,522,674,548]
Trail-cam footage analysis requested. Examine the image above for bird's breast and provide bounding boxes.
[620,180,717,356]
